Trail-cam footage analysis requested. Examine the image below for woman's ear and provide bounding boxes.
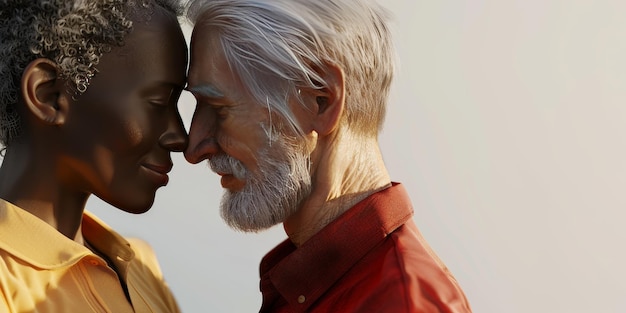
[20,58,70,125]
[301,62,345,136]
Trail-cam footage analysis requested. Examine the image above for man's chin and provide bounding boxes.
[220,200,283,233]
[222,215,279,233]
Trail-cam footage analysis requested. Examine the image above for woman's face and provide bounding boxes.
[59,8,188,213]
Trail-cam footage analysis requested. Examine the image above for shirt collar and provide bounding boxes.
[82,210,135,280]
[261,182,414,311]
[0,198,134,272]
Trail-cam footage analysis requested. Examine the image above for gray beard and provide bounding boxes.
[209,135,312,232]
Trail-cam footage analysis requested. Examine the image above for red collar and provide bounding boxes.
[260,182,414,310]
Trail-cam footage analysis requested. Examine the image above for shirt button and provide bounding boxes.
[88,259,99,266]
[297,295,306,304]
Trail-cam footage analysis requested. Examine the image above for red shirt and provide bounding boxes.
[259,183,472,313]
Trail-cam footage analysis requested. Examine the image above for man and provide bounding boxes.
[184,0,472,311]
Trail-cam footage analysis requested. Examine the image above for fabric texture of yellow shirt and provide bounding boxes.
[0,198,180,313]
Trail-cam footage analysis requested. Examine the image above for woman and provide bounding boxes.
[0,0,187,312]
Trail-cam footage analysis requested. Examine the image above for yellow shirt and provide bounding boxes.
[0,199,180,313]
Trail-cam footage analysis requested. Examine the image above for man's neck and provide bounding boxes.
[283,134,391,246]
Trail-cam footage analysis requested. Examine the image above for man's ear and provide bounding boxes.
[303,62,345,136]
[20,58,69,125]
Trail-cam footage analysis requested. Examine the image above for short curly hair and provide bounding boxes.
[0,0,183,147]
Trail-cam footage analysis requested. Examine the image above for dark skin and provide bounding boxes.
[0,6,188,248]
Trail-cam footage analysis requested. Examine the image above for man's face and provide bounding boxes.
[186,26,312,231]
[59,9,188,213]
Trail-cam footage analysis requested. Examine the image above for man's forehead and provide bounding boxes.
[190,23,220,49]
[188,30,230,94]
[186,53,226,98]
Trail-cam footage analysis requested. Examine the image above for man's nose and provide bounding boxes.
[184,104,219,164]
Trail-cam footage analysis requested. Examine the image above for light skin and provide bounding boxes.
[0,7,188,244]
[185,25,391,246]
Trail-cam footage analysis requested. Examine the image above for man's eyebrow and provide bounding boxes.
[185,84,224,98]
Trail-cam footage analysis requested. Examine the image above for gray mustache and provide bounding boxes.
[209,154,248,180]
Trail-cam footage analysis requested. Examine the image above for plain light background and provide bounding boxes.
[25,0,626,312]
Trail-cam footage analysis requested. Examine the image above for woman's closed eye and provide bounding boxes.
[146,86,178,107]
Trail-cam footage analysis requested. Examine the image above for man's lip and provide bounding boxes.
[220,174,244,190]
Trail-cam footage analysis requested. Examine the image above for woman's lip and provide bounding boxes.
[142,163,172,186]
[143,163,173,174]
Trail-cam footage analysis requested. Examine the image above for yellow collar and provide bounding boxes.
[0,198,135,272]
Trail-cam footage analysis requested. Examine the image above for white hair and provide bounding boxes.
[186,0,395,138]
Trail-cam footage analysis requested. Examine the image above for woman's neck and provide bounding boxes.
[0,144,89,242]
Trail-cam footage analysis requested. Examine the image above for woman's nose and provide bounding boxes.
[160,108,188,152]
